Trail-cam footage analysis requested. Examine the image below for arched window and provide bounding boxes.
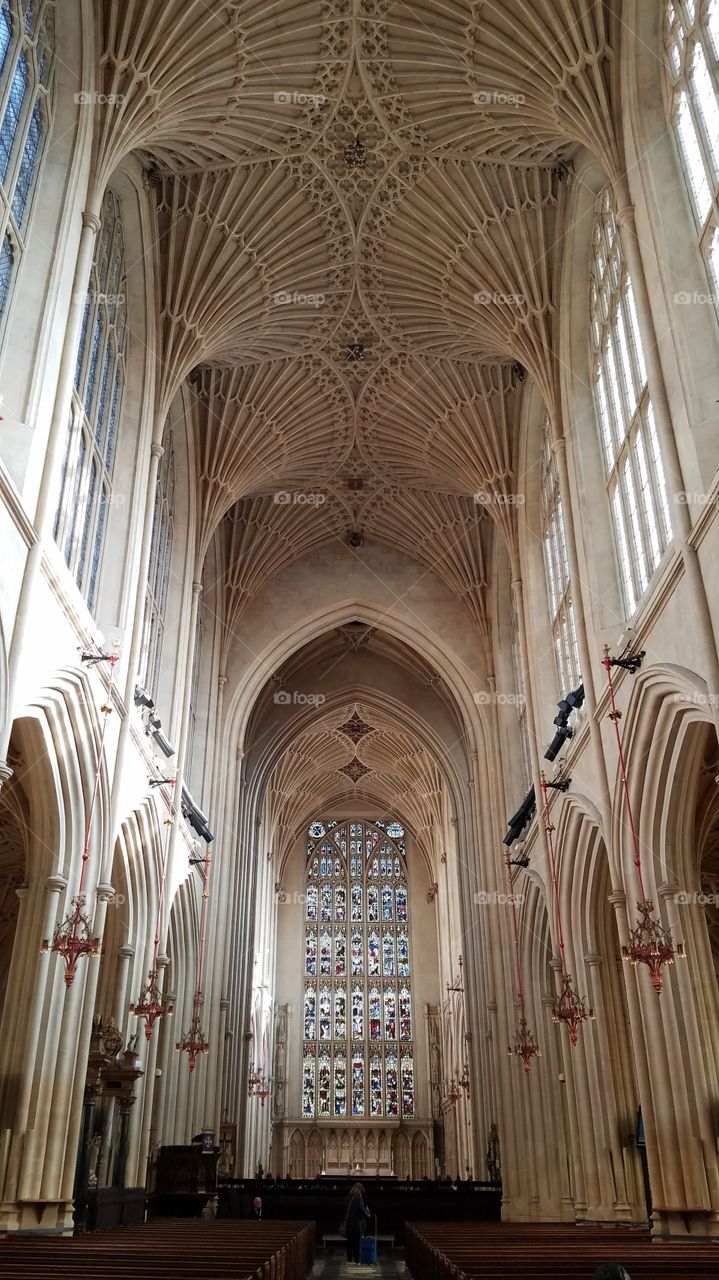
[54,190,127,611]
[664,1,719,298]
[139,438,175,702]
[0,0,54,326]
[540,419,580,693]
[589,188,672,616]
[302,819,414,1121]
[510,590,532,790]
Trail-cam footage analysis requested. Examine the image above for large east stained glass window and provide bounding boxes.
[302,818,415,1120]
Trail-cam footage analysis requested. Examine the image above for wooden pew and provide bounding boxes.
[0,1218,314,1280]
[405,1221,719,1280]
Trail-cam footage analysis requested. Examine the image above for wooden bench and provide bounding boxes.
[0,1218,315,1280]
[405,1221,719,1280]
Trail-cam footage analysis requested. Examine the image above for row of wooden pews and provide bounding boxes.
[405,1221,719,1279]
[0,1218,314,1280]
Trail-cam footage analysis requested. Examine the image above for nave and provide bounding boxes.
[0,0,719,1256]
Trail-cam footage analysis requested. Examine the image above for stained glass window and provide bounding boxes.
[0,1,53,328]
[540,416,581,694]
[302,818,414,1119]
[664,1,719,306]
[590,188,672,615]
[139,435,175,702]
[54,189,127,611]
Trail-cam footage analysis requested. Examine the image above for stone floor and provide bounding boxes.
[311,1249,407,1278]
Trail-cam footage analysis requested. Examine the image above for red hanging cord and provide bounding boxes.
[504,851,541,1073]
[177,845,212,1072]
[540,774,593,1044]
[42,652,118,986]
[601,648,683,993]
[602,650,648,905]
[130,780,177,1038]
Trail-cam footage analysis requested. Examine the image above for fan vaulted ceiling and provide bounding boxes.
[96,0,620,820]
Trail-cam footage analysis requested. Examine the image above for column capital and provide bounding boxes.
[608,888,626,910]
[157,953,170,969]
[82,210,102,234]
[192,580,203,598]
[551,436,567,457]
[96,881,115,903]
[584,952,602,968]
[218,674,228,688]
[0,760,13,792]
[46,873,68,893]
[15,884,30,901]
[118,944,135,959]
[614,203,635,230]
[150,443,165,460]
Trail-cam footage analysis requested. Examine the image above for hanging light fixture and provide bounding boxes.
[602,648,684,993]
[540,774,594,1045]
[130,797,176,1039]
[504,854,541,1073]
[459,1061,471,1098]
[177,845,213,1071]
[42,650,118,986]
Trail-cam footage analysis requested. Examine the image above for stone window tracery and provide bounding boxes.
[665,0,719,302]
[0,0,53,326]
[540,418,581,693]
[302,818,414,1121]
[589,188,672,616]
[54,189,127,612]
[139,437,175,702]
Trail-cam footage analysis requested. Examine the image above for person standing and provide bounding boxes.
[251,1196,263,1219]
[344,1182,370,1264]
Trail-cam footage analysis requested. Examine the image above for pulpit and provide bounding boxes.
[149,1144,219,1217]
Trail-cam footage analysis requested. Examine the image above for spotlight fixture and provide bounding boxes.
[503,785,535,846]
[134,683,155,709]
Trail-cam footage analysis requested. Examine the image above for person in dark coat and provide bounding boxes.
[344,1182,370,1263]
